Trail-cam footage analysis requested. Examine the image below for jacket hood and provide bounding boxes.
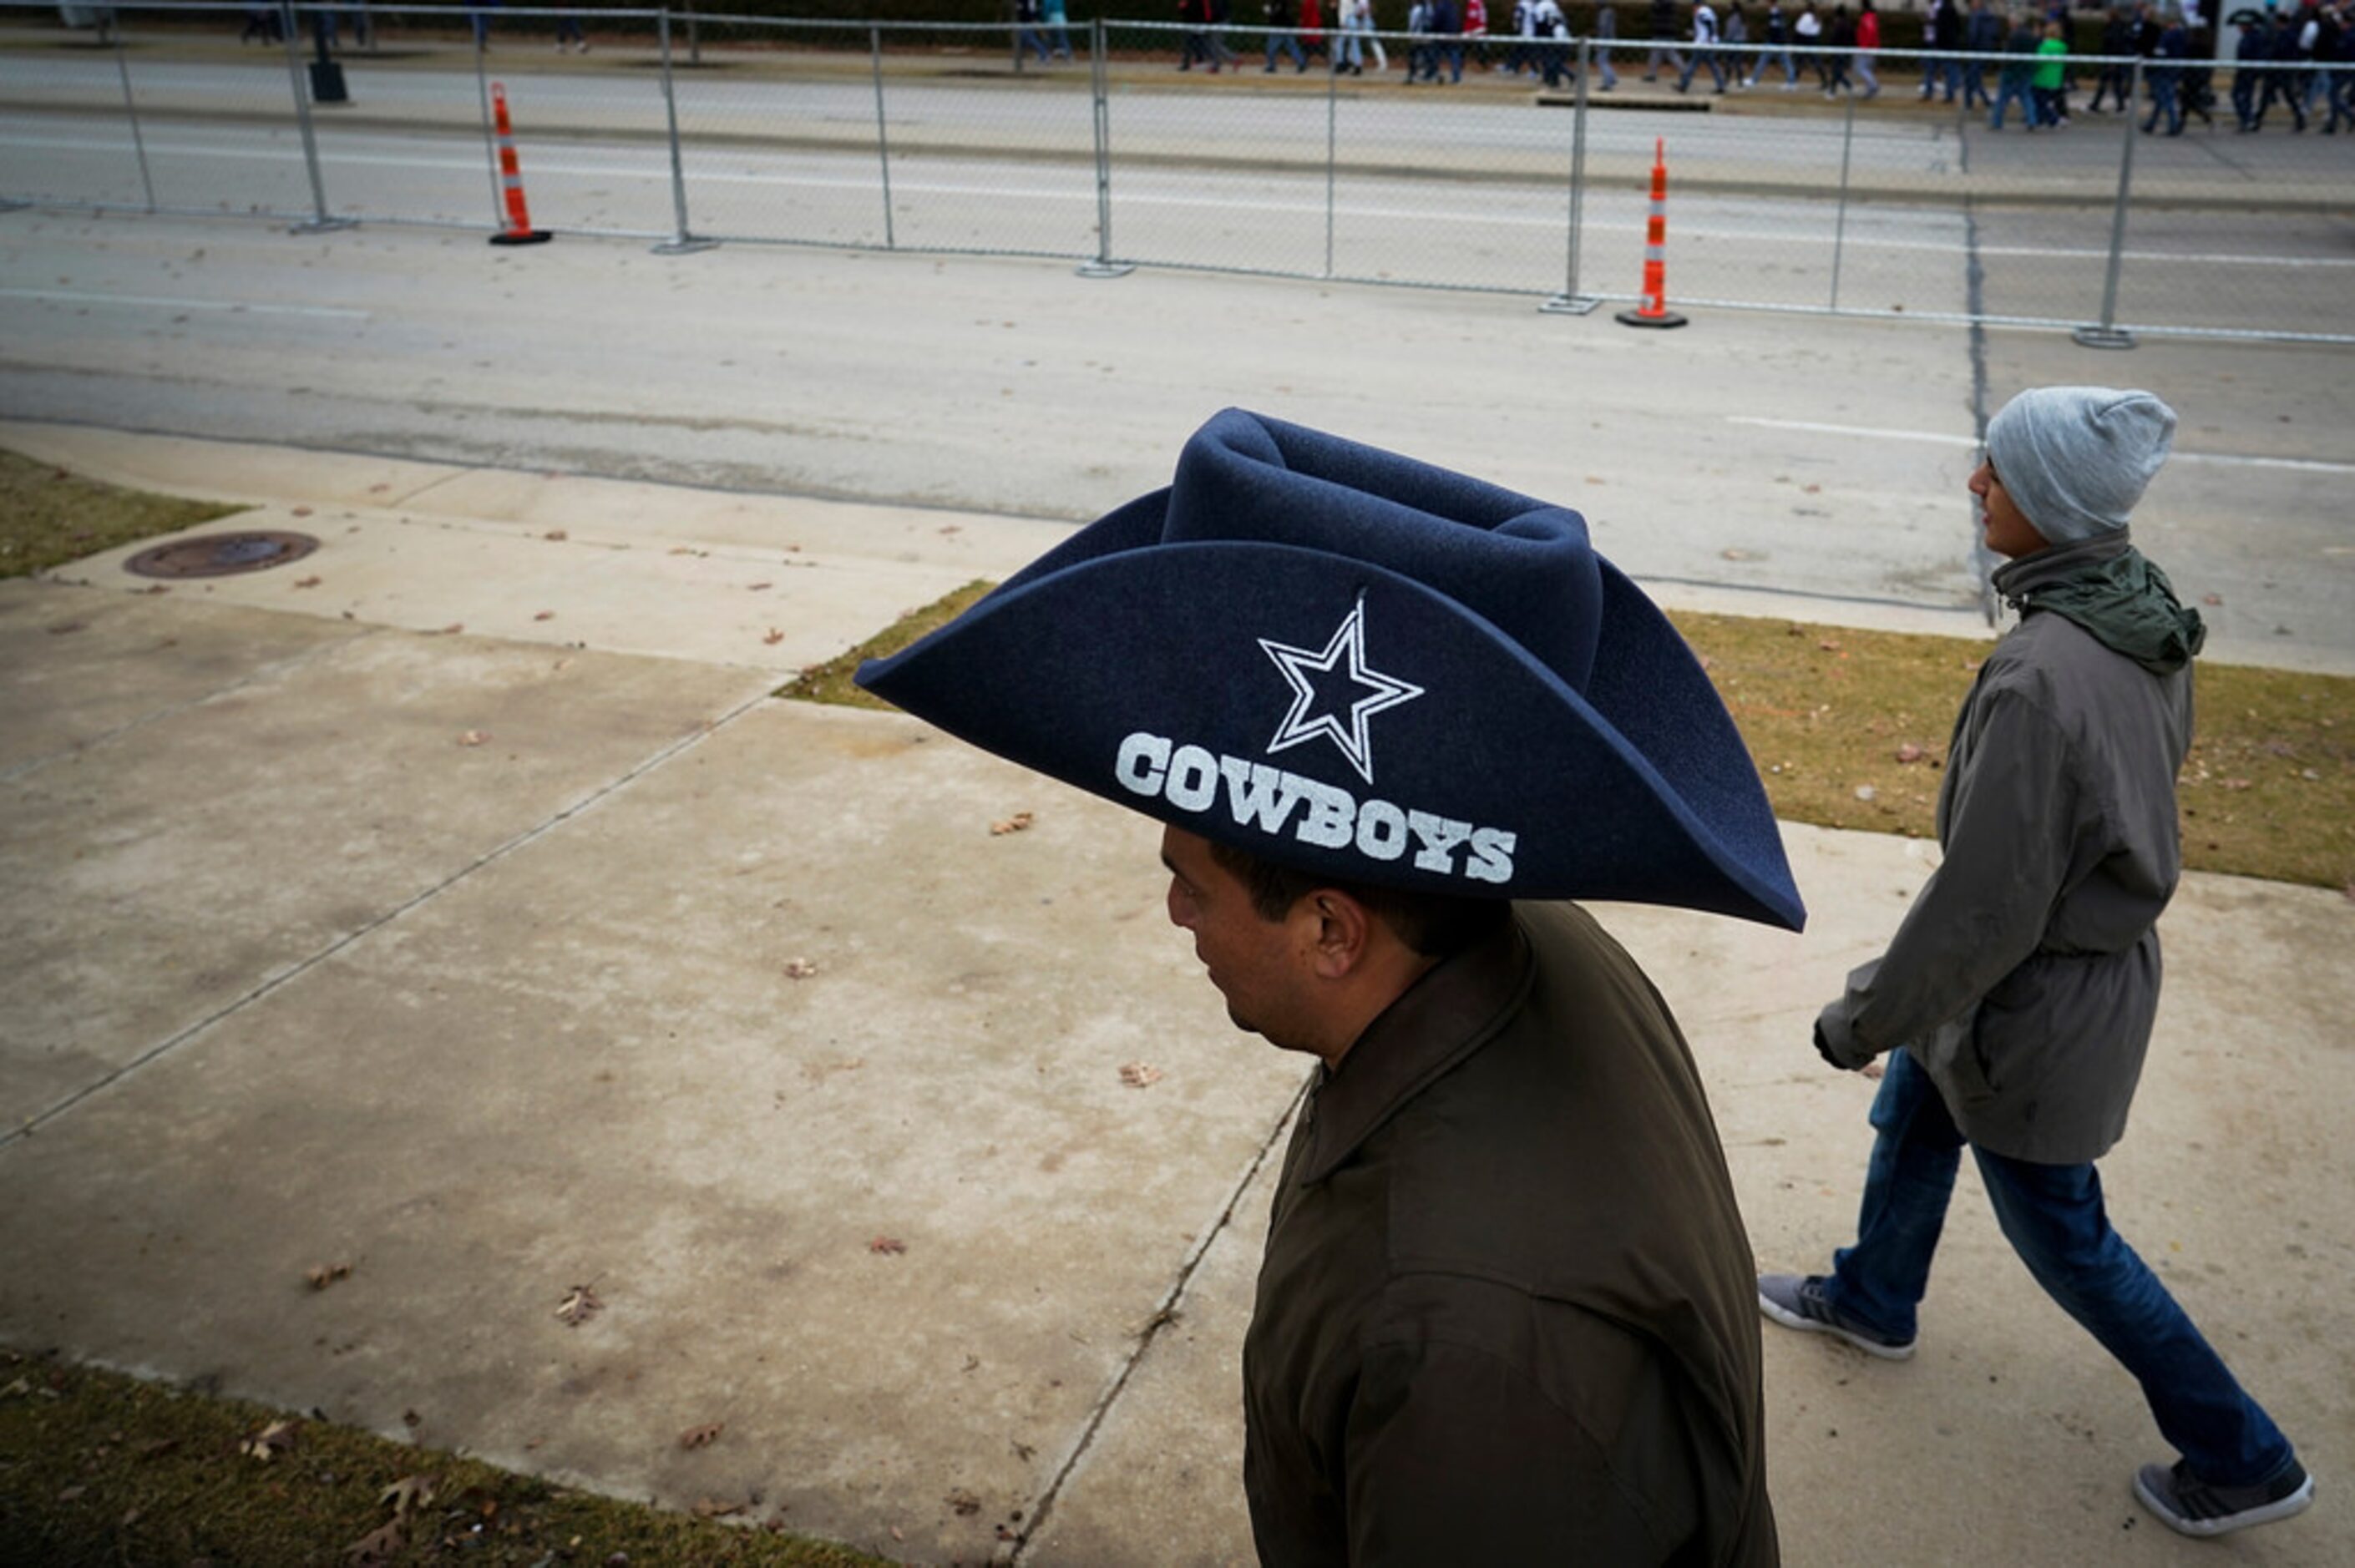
[1995,531,2206,675]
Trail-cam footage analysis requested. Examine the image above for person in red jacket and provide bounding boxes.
[1301,0,1329,65]
[1855,0,1881,94]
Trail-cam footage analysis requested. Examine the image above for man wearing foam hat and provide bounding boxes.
[861,409,1797,1562]
[1758,387,2315,1539]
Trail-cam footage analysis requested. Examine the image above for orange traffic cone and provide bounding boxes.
[489,83,551,246]
[1616,137,1686,330]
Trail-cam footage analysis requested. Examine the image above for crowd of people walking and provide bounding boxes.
[1159,0,2355,134]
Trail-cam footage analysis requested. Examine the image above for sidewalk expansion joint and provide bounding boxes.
[0,681,778,1155]
[1006,1074,1310,1565]
[0,618,382,787]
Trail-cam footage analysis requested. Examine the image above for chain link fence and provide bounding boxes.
[4,6,2349,344]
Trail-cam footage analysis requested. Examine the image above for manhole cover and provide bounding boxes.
[124,530,320,579]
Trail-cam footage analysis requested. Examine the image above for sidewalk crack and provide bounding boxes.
[1005,1075,1309,1564]
[0,685,776,1153]
[0,621,381,787]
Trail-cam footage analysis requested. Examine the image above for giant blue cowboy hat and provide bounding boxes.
[857,409,1804,931]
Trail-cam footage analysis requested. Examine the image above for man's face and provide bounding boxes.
[1969,458,2050,559]
[1160,825,1316,1054]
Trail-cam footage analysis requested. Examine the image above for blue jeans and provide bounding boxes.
[1822,1050,2295,1487]
[1679,47,1726,91]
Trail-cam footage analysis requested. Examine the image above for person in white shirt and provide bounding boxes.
[1678,0,1730,89]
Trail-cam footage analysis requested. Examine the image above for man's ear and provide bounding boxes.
[1301,889,1374,980]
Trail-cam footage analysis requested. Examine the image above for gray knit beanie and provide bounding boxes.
[1983,386,2176,546]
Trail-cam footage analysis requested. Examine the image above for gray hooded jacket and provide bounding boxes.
[1816,532,2200,1163]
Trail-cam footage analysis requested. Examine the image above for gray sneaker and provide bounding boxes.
[2134,1457,2314,1538]
[1755,1273,1917,1359]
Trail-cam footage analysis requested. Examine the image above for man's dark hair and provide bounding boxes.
[1207,838,1510,959]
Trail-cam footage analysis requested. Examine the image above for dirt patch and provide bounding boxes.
[0,450,243,580]
[0,1351,888,1567]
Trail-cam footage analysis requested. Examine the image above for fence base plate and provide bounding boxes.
[1075,260,1136,280]
[652,235,720,256]
[1540,293,1603,316]
[2070,325,2137,351]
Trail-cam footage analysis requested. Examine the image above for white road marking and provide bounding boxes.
[1728,416,2355,474]
[0,286,370,319]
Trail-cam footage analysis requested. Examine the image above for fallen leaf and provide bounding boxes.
[533,609,555,621]
[890,1525,906,1542]
[2201,593,2222,606]
[57,1484,86,1501]
[782,958,818,979]
[945,1487,982,1516]
[292,575,322,589]
[990,811,1036,837]
[305,1262,352,1291]
[45,620,85,635]
[543,529,569,541]
[679,1422,724,1450]
[1817,640,1842,653]
[367,482,390,493]
[691,1497,745,1519]
[747,581,772,591]
[379,1473,436,1517]
[291,506,313,518]
[869,1237,908,1256]
[241,1419,300,1461]
[1803,483,1822,494]
[554,1284,603,1327]
[1895,743,1925,765]
[457,730,491,747]
[402,1409,421,1428]
[762,628,785,645]
[1853,785,1877,802]
[440,623,464,635]
[347,1518,404,1564]
[1119,1062,1165,1088]
[2220,777,2252,792]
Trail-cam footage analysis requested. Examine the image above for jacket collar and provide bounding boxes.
[1992,527,2133,603]
[1295,914,1535,1186]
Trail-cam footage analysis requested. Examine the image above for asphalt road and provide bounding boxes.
[7,43,2352,334]
[2,198,2350,671]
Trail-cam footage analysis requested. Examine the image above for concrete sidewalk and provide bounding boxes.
[1,427,2347,1565]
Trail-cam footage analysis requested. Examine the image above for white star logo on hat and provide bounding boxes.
[1258,600,1425,787]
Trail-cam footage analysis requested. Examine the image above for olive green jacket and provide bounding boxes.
[1815,533,2196,1163]
[1242,903,1777,1567]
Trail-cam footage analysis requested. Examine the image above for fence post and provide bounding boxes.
[2073,56,2140,349]
[1323,37,1339,279]
[1077,18,1132,276]
[278,2,353,233]
[1827,86,1856,311]
[871,23,897,250]
[652,8,717,253]
[114,18,157,213]
[475,25,503,229]
[1542,38,1601,314]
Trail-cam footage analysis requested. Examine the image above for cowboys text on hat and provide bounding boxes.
[1113,732,1517,884]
